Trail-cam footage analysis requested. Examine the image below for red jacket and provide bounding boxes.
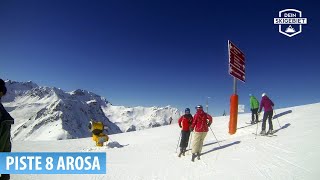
[178,114,193,131]
[191,109,213,132]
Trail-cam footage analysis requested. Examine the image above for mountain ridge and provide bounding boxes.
[2,80,181,141]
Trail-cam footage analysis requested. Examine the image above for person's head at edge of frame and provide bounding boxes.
[0,79,7,99]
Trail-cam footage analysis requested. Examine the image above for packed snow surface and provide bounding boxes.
[10,102,320,180]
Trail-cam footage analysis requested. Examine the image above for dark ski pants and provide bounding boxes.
[261,110,273,131]
[0,122,12,180]
[179,130,191,148]
[251,108,259,122]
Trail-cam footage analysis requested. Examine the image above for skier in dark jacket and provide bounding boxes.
[177,108,193,157]
[0,79,14,180]
[258,93,274,135]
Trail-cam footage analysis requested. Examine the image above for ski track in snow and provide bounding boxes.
[250,161,269,179]
[264,141,296,154]
[255,139,310,179]
[274,155,312,173]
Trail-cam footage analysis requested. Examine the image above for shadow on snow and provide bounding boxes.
[273,123,291,134]
[107,141,129,148]
[273,110,292,119]
[238,123,257,130]
[186,140,225,151]
[200,141,241,156]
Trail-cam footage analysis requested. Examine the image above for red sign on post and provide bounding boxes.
[228,40,245,82]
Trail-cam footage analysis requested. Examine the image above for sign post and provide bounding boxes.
[228,40,245,83]
[228,40,245,135]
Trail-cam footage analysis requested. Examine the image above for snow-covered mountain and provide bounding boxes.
[10,102,320,180]
[1,80,181,141]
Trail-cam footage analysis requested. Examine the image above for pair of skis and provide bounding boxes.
[252,119,277,138]
[252,132,277,137]
[245,120,261,125]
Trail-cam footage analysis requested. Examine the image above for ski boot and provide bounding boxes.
[0,174,10,180]
[267,129,273,135]
[182,147,186,156]
[191,153,197,162]
[178,148,183,157]
[260,130,266,136]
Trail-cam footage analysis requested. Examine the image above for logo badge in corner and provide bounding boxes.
[274,9,307,37]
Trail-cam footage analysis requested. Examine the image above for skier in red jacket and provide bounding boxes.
[190,105,212,162]
[177,108,193,157]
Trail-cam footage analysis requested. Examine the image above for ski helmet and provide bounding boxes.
[196,105,203,109]
[262,93,266,97]
[185,108,190,113]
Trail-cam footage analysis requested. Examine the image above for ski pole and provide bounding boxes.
[255,117,259,139]
[187,131,193,154]
[209,127,221,147]
[205,101,221,147]
[175,132,182,153]
[273,109,282,128]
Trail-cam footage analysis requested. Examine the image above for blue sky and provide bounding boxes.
[0,0,319,116]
